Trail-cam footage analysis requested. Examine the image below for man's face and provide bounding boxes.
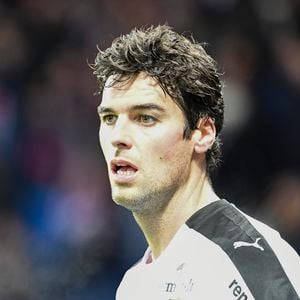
[98,73,195,213]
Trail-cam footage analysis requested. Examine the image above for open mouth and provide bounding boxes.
[111,159,138,181]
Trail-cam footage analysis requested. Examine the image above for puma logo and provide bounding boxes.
[233,237,264,251]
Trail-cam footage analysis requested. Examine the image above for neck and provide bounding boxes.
[133,170,219,260]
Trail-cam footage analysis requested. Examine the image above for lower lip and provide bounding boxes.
[111,170,139,184]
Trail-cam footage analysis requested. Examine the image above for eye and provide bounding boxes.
[138,114,157,125]
[102,114,117,125]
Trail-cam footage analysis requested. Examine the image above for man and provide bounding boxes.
[93,25,300,299]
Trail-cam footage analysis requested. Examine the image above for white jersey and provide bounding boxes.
[116,200,300,299]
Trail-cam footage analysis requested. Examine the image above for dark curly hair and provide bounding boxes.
[92,25,224,173]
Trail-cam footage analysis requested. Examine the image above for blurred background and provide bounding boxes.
[0,0,300,299]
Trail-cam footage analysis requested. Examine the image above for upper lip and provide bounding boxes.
[110,158,139,173]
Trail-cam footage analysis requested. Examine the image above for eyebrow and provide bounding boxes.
[97,103,166,114]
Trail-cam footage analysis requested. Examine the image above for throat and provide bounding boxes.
[133,211,181,260]
[132,178,220,259]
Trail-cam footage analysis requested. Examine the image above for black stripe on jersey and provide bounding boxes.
[186,199,299,299]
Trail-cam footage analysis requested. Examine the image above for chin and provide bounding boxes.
[112,192,145,212]
[112,192,134,206]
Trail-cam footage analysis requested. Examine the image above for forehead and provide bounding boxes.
[101,73,175,109]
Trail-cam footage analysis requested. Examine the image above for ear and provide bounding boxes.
[192,117,216,154]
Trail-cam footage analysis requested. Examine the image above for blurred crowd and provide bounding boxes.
[0,0,299,299]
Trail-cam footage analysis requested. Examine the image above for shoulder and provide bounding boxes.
[186,199,300,299]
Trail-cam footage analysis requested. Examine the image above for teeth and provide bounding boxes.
[117,169,135,176]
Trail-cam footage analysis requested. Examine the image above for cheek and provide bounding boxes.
[99,129,104,150]
[153,131,188,162]
[99,128,110,160]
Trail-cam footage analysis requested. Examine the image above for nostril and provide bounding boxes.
[112,140,132,149]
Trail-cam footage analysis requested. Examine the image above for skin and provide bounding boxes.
[98,72,219,259]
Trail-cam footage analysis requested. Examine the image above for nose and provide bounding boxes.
[111,117,133,150]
